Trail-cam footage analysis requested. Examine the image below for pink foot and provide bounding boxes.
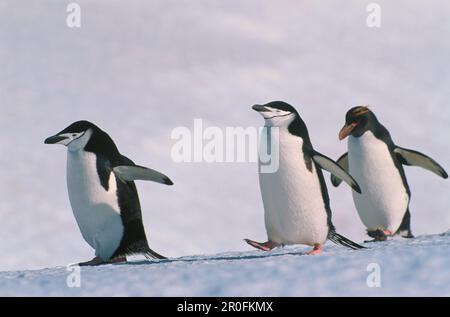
[383,230,392,236]
[305,244,323,255]
[244,239,278,251]
[367,229,392,241]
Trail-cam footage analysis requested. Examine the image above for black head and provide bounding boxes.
[58,120,97,133]
[339,106,380,140]
[252,100,312,144]
[252,101,300,126]
[45,120,119,155]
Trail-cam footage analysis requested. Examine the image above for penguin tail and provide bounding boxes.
[144,248,167,260]
[328,230,366,250]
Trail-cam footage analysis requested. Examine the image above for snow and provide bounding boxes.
[1,0,450,295]
[1,233,450,296]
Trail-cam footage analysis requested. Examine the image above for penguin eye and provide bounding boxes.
[72,134,77,137]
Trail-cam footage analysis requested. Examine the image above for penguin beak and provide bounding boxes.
[252,104,270,112]
[44,135,69,145]
[339,123,358,140]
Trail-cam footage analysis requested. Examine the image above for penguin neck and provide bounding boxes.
[287,115,314,152]
[263,115,315,171]
[84,129,121,158]
[354,114,395,147]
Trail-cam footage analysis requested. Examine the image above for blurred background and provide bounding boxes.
[0,0,449,271]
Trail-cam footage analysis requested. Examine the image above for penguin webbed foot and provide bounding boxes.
[244,239,278,251]
[78,256,104,266]
[366,229,391,242]
[77,256,127,266]
[305,244,323,255]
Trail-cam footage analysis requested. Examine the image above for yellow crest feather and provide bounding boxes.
[351,106,370,117]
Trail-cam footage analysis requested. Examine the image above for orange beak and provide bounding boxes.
[339,123,358,140]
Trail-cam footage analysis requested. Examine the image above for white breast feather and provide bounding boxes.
[67,151,124,260]
[259,129,329,246]
[348,131,409,232]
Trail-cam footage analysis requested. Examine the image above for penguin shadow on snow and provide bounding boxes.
[111,244,371,267]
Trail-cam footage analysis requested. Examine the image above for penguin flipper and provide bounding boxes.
[328,230,365,250]
[394,147,448,179]
[330,153,348,187]
[313,152,361,193]
[113,165,174,185]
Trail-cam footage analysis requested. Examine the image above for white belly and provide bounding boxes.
[259,130,329,246]
[348,131,409,232]
[67,150,124,260]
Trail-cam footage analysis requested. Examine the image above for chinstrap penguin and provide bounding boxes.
[333,106,448,241]
[245,101,365,255]
[45,121,173,265]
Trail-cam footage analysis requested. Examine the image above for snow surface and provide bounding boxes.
[1,0,450,295]
[1,233,450,296]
